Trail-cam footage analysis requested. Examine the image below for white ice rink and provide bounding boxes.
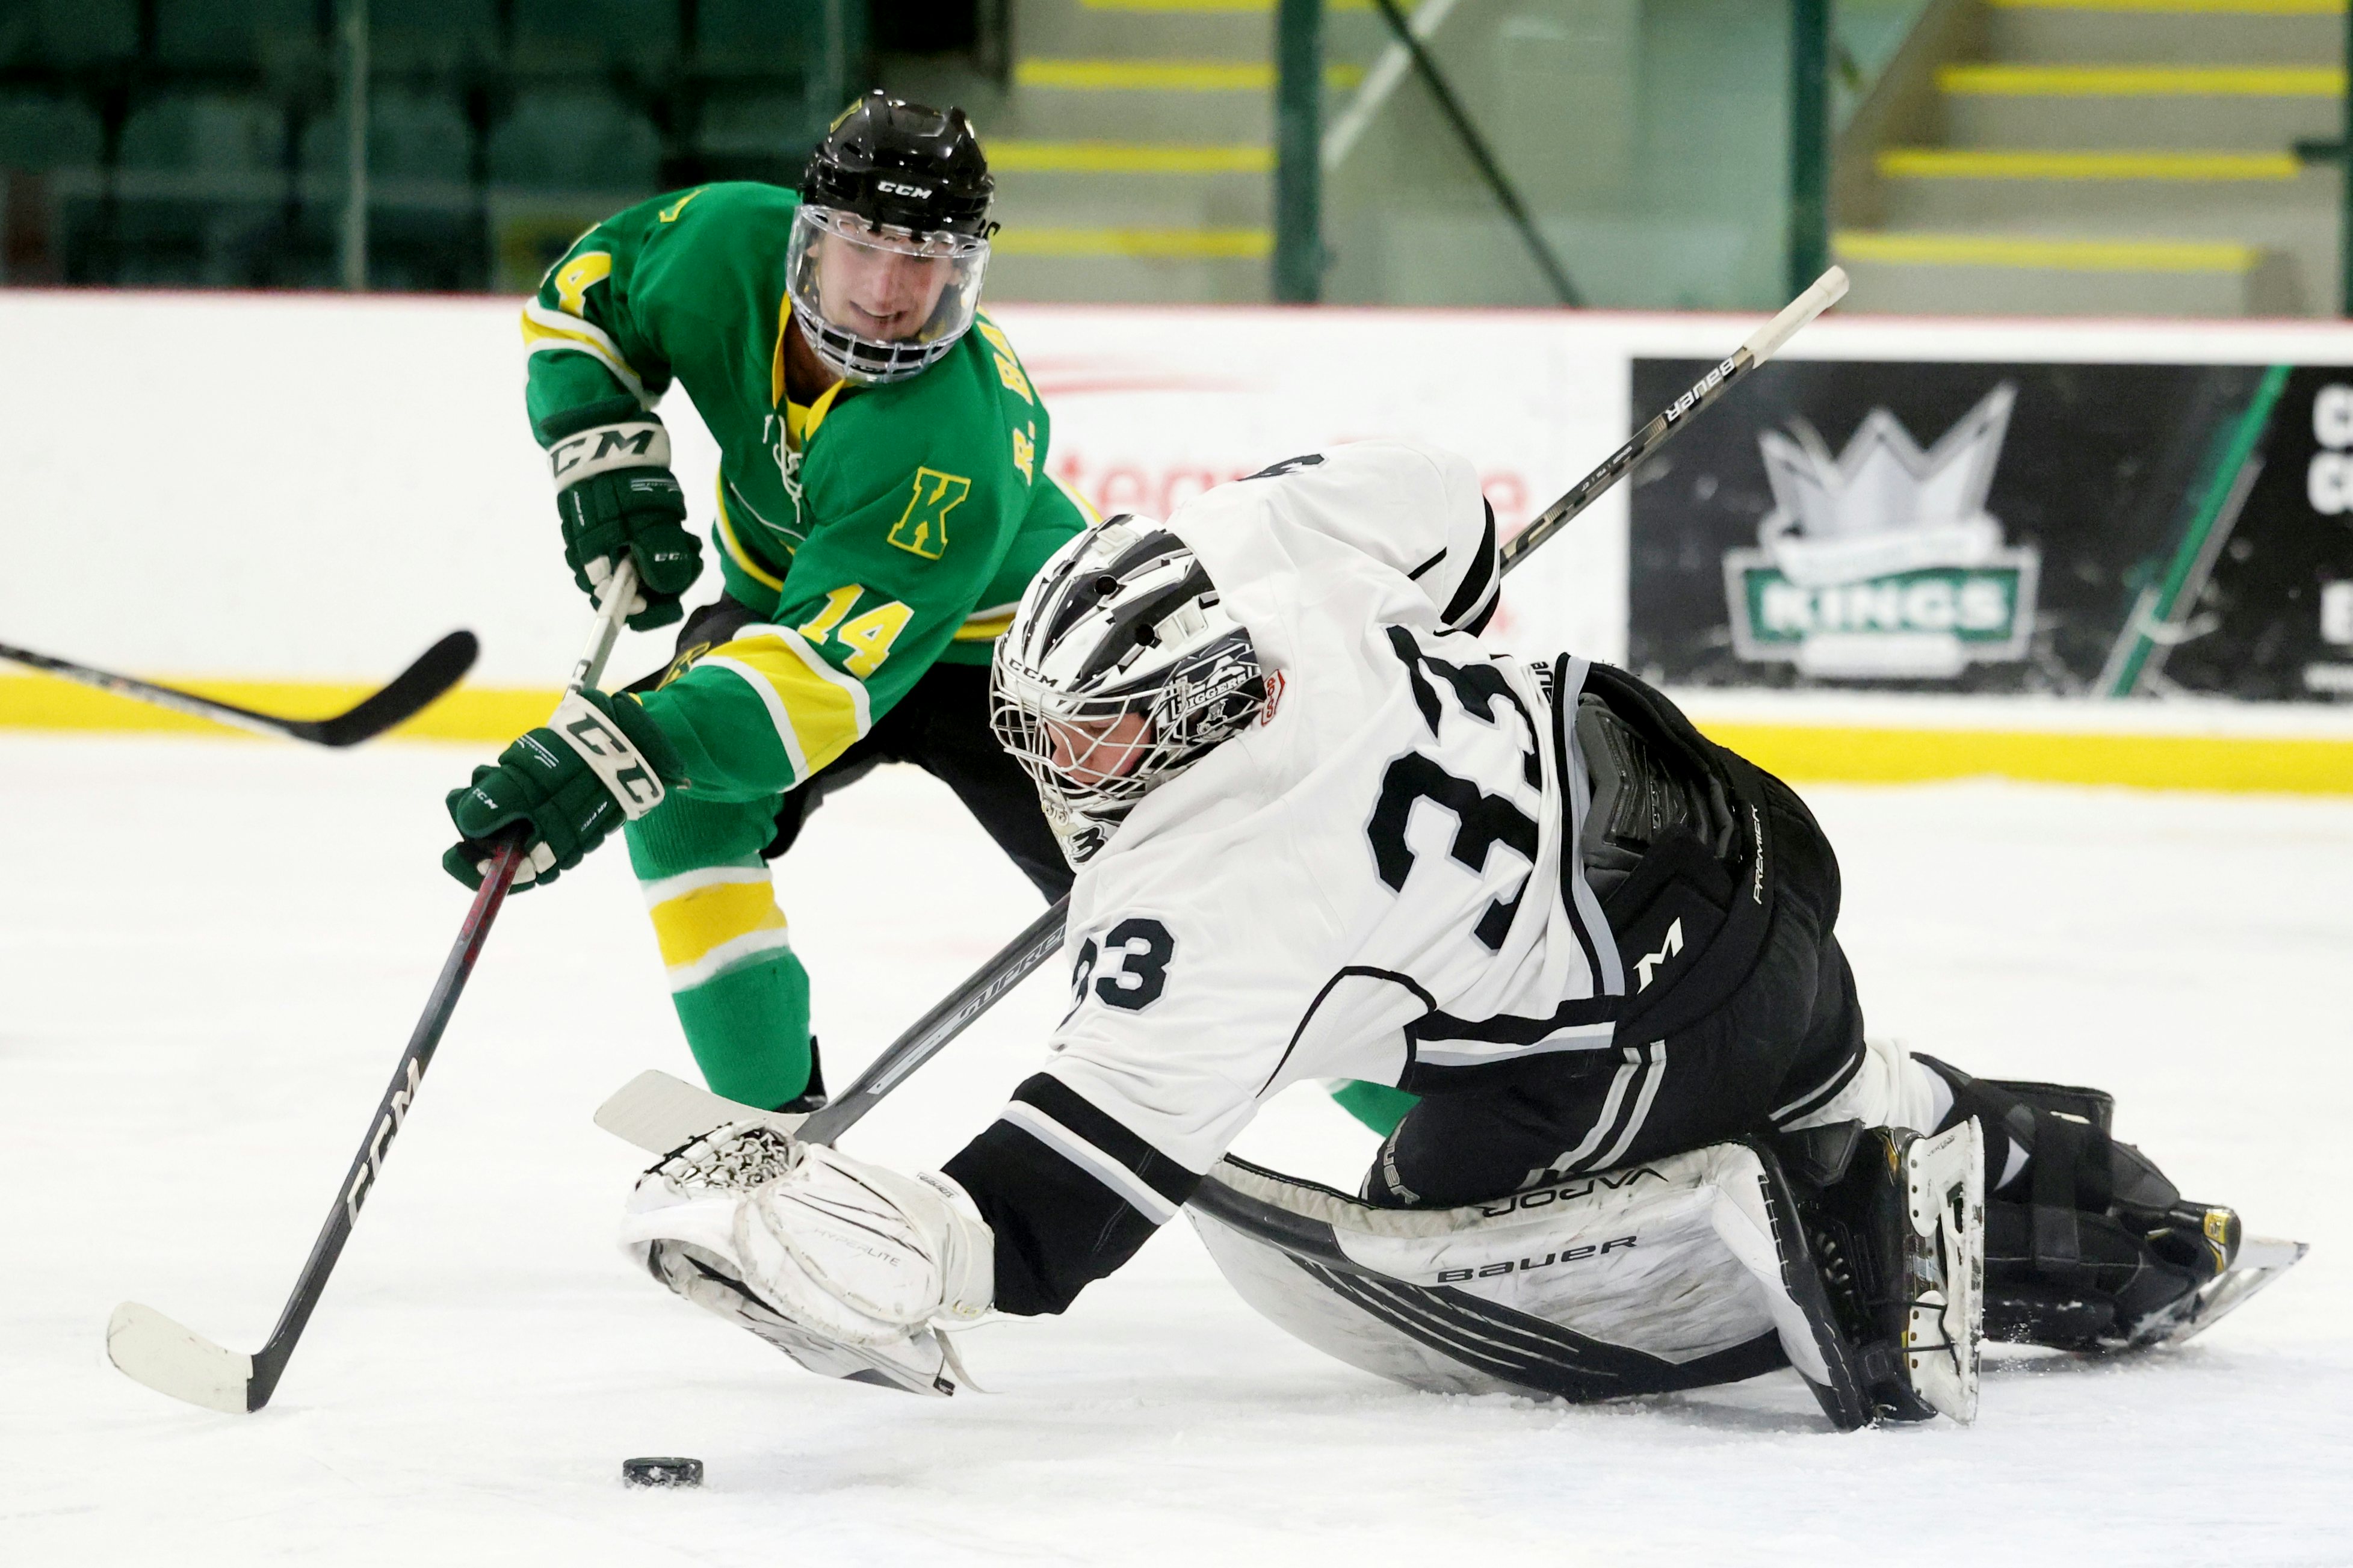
[4,733,2348,1566]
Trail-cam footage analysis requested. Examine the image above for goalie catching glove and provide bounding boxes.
[619,1122,994,1375]
[442,690,684,890]
[546,409,702,631]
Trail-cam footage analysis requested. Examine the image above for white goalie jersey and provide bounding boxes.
[942,442,1636,1315]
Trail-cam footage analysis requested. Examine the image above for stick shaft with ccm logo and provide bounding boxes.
[104,563,643,1415]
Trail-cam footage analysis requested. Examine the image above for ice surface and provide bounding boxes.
[2,735,2347,1565]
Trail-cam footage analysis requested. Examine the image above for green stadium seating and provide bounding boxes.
[153,0,322,72]
[299,90,473,186]
[3,0,836,288]
[368,0,501,72]
[511,0,681,75]
[119,93,287,174]
[114,94,290,288]
[697,0,822,79]
[0,93,105,172]
[0,0,139,69]
[696,87,820,159]
[487,91,661,192]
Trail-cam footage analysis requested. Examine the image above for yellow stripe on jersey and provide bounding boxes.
[715,483,788,590]
[648,875,791,972]
[771,295,790,407]
[700,625,873,780]
[771,298,853,447]
[521,301,649,405]
[953,603,1019,641]
[785,380,850,452]
[806,378,849,440]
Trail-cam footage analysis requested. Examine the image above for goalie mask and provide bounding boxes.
[991,519,1268,865]
[789,91,996,385]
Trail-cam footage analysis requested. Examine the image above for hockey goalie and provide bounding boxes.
[614,440,2302,1428]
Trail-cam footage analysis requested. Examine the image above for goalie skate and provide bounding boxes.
[2115,1233,2308,1351]
[1796,1120,1985,1424]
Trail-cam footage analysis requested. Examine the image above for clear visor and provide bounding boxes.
[786,204,988,371]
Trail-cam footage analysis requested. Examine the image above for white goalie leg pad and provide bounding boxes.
[1190,1143,1809,1404]
[618,1123,994,1350]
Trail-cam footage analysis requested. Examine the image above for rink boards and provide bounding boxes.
[2,291,2348,791]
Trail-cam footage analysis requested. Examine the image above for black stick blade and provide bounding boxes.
[298,630,480,747]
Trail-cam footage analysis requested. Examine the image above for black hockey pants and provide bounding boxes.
[640,596,1074,901]
[1368,770,1866,1209]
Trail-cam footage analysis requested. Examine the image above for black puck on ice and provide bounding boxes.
[622,1457,704,1489]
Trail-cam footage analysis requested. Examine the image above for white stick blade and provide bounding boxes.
[594,1069,805,1156]
[107,1301,253,1415]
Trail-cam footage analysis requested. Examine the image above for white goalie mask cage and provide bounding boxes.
[990,519,1268,865]
[785,204,991,384]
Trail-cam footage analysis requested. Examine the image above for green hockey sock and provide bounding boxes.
[1329,1079,1421,1138]
[670,952,814,1109]
[626,794,815,1109]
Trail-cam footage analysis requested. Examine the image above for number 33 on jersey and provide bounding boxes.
[1065,918,1177,1019]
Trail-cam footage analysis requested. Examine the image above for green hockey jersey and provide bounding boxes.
[522,181,1090,803]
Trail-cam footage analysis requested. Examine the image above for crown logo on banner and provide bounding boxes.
[1723,383,2040,681]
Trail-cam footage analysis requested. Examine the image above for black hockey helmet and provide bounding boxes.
[801,91,997,242]
[788,91,998,384]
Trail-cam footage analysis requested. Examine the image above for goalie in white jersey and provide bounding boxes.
[620,441,2289,1427]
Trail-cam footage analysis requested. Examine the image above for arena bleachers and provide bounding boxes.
[0,0,847,289]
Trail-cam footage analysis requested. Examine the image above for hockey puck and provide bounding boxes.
[622,1457,704,1489]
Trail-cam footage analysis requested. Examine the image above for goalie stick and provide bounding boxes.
[105,562,638,1415]
[0,630,480,747]
[595,267,1854,1158]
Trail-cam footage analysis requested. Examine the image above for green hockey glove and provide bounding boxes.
[442,690,685,892]
[548,415,702,631]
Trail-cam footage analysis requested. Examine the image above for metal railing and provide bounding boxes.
[1276,0,1838,310]
[1278,0,1578,305]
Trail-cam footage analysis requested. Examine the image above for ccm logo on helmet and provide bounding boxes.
[877,180,933,198]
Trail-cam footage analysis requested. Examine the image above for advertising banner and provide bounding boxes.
[4,289,2349,712]
[988,307,1629,666]
[1629,357,2353,700]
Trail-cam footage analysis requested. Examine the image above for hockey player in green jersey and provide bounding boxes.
[445,93,1087,1113]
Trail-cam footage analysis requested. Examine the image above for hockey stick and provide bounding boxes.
[598,269,1852,1158]
[107,563,639,1414]
[0,630,480,747]
[1500,262,1849,569]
